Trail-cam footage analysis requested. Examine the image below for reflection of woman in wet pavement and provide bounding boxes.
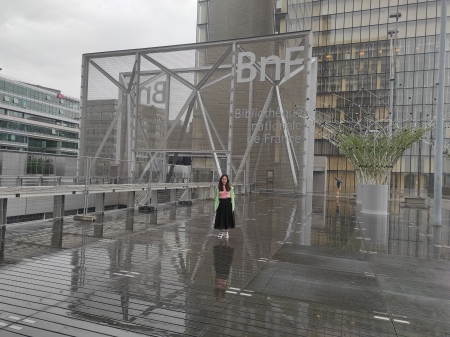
[212,241,234,302]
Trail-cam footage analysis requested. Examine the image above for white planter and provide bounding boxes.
[361,184,389,214]
[356,183,364,204]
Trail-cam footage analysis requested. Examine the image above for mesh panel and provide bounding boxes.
[81,32,315,193]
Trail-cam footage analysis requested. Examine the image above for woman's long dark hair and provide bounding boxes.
[218,174,231,191]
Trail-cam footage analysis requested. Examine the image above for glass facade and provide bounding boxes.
[197,0,450,193]
[0,75,80,156]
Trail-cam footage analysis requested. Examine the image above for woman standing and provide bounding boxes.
[214,174,235,239]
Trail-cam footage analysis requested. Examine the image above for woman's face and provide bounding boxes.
[221,176,228,185]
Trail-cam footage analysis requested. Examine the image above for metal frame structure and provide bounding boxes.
[80,32,317,193]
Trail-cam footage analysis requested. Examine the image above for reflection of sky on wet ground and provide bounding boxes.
[0,193,449,336]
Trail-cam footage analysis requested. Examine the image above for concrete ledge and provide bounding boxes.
[73,215,96,221]
[402,197,427,209]
[405,197,426,205]
[139,205,157,213]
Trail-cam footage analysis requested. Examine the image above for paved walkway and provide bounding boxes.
[0,192,449,336]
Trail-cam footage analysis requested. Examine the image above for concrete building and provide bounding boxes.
[0,74,82,223]
[0,75,80,157]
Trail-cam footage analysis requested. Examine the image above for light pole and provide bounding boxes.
[388,12,401,195]
[434,0,447,228]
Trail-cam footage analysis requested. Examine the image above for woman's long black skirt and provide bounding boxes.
[214,198,235,230]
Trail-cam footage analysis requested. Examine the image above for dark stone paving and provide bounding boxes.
[0,192,449,336]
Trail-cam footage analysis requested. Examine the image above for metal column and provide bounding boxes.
[433,0,447,227]
[227,42,237,178]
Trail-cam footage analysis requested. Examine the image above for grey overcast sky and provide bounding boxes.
[0,0,197,98]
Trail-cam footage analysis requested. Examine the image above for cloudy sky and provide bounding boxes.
[0,0,197,98]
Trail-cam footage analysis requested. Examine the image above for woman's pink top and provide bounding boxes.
[219,187,230,199]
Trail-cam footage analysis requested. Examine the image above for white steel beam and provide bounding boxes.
[197,92,222,176]
[227,42,237,178]
[235,87,274,182]
[131,53,140,182]
[91,99,127,168]
[275,86,298,188]
[89,60,129,93]
[201,73,231,90]
[141,54,196,90]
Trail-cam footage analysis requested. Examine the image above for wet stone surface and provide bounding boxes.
[0,193,449,336]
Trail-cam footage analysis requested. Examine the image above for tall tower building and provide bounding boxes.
[196,1,314,192]
[197,0,449,193]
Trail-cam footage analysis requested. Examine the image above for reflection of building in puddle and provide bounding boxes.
[67,227,191,333]
[311,199,359,248]
[213,242,234,302]
[0,224,5,258]
[51,218,64,248]
[360,213,388,250]
[125,209,134,230]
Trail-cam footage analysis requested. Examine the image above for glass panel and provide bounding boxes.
[414,70,424,87]
[312,2,320,16]
[353,10,362,27]
[396,55,405,72]
[344,11,353,29]
[423,53,436,70]
[406,20,416,38]
[379,7,389,24]
[407,4,417,20]
[427,1,437,18]
[329,30,337,45]
[362,0,370,10]
[360,26,370,42]
[396,22,406,39]
[333,29,342,45]
[343,28,352,44]
[415,19,426,37]
[312,17,320,31]
[197,25,207,43]
[361,10,370,27]
[370,8,380,25]
[336,0,345,13]
[328,0,336,14]
[344,0,353,12]
[335,13,344,29]
[426,18,437,36]
[197,2,208,24]
[416,2,427,19]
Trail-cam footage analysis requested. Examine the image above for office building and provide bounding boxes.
[0,74,82,223]
[0,74,80,176]
[197,0,449,192]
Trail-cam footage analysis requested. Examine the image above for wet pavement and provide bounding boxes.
[0,192,449,336]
